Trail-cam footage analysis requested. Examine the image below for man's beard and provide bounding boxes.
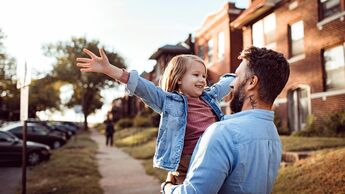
[230,81,246,113]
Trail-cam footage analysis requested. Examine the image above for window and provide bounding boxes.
[319,0,341,20]
[288,86,311,132]
[252,13,276,50]
[289,21,304,57]
[323,43,345,90]
[0,133,12,142]
[207,39,214,63]
[11,127,22,133]
[218,31,225,60]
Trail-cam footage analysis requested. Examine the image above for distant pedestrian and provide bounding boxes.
[104,113,115,146]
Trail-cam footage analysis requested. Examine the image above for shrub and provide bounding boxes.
[139,107,154,117]
[322,108,345,137]
[274,112,291,135]
[115,118,133,130]
[293,110,345,137]
[133,115,152,128]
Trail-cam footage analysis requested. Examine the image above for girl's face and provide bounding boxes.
[178,61,207,98]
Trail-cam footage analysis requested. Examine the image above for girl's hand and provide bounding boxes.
[76,48,110,74]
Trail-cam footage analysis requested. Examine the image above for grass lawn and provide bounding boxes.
[122,139,156,159]
[18,132,102,194]
[273,147,345,194]
[115,127,158,147]
[115,127,167,181]
[280,136,345,151]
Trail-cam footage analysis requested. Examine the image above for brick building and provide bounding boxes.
[194,2,243,84]
[231,0,345,131]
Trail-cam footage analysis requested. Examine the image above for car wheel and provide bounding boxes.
[27,152,41,166]
[53,141,61,149]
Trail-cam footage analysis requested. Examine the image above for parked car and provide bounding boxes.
[55,122,77,135]
[0,131,51,166]
[62,121,81,131]
[36,121,73,140]
[0,122,66,149]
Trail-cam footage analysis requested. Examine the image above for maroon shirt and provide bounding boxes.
[182,97,217,155]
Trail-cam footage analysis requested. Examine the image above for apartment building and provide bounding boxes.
[231,0,345,131]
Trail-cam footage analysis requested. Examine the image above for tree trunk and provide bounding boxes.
[83,112,88,131]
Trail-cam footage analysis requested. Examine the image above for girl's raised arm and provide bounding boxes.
[76,48,167,114]
[76,48,123,80]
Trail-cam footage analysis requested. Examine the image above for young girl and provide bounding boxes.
[76,48,235,184]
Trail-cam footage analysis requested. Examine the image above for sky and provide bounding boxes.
[0,0,249,123]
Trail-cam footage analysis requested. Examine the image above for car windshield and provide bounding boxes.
[0,131,18,142]
[0,123,22,132]
[30,124,50,135]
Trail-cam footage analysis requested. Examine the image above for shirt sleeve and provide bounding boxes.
[170,123,234,194]
[207,73,236,102]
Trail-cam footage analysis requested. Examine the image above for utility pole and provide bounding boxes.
[17,61,31,194]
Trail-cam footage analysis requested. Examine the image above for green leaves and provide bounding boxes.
[44,37,127,128]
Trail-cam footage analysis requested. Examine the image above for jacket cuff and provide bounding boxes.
[125,70,139,96]
[119,69,130,84]
[220,73,236,79]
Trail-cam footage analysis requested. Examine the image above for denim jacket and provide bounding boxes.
[126,70,236,171]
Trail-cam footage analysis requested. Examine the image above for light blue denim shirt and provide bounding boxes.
[126,70,235,171]
[170,109,282,194]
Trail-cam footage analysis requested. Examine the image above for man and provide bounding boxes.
[104,113,115,146]
[161,47,290,194]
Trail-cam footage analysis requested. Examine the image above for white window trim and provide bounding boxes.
[274,89,345,105]
[317,11,345,30]
[288,53,306,64]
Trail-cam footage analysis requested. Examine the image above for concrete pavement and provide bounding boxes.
[90,129,160,194]
[0,167,21,194]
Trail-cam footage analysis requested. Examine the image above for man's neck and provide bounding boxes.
[242,94,272,111]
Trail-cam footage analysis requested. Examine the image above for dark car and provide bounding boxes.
[61,121,81,131]
[0,122,66,149]
[0,131,51,166]
[55,122,78,135]
[38,121,74,139]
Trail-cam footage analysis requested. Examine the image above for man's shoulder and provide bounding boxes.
[211,116,261,144]
[205,120,243,142]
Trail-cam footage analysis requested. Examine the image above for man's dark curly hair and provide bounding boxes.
[239,46,290,104]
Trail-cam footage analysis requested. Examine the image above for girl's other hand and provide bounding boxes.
[76,48,110,74]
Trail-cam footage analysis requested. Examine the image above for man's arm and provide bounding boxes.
[164,123,234,194]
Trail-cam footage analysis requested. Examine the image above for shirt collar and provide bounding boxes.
[224,109,274,121]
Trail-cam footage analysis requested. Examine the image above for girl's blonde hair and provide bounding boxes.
[160,54,207,92]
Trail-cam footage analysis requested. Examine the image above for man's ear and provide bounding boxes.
[178,80,182,85]
[247,75,258,90]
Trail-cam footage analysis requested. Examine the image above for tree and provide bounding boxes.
[0,29,20,120]
[29,75,61,118]
[44,37,126,130]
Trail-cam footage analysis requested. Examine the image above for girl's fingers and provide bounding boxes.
[99,48,108,60]
[76,63,89,68]
[76,58,91,63]
[80,67,93,72]
[83,48,98,59]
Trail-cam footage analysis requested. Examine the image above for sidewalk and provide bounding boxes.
[90,129,160,194]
